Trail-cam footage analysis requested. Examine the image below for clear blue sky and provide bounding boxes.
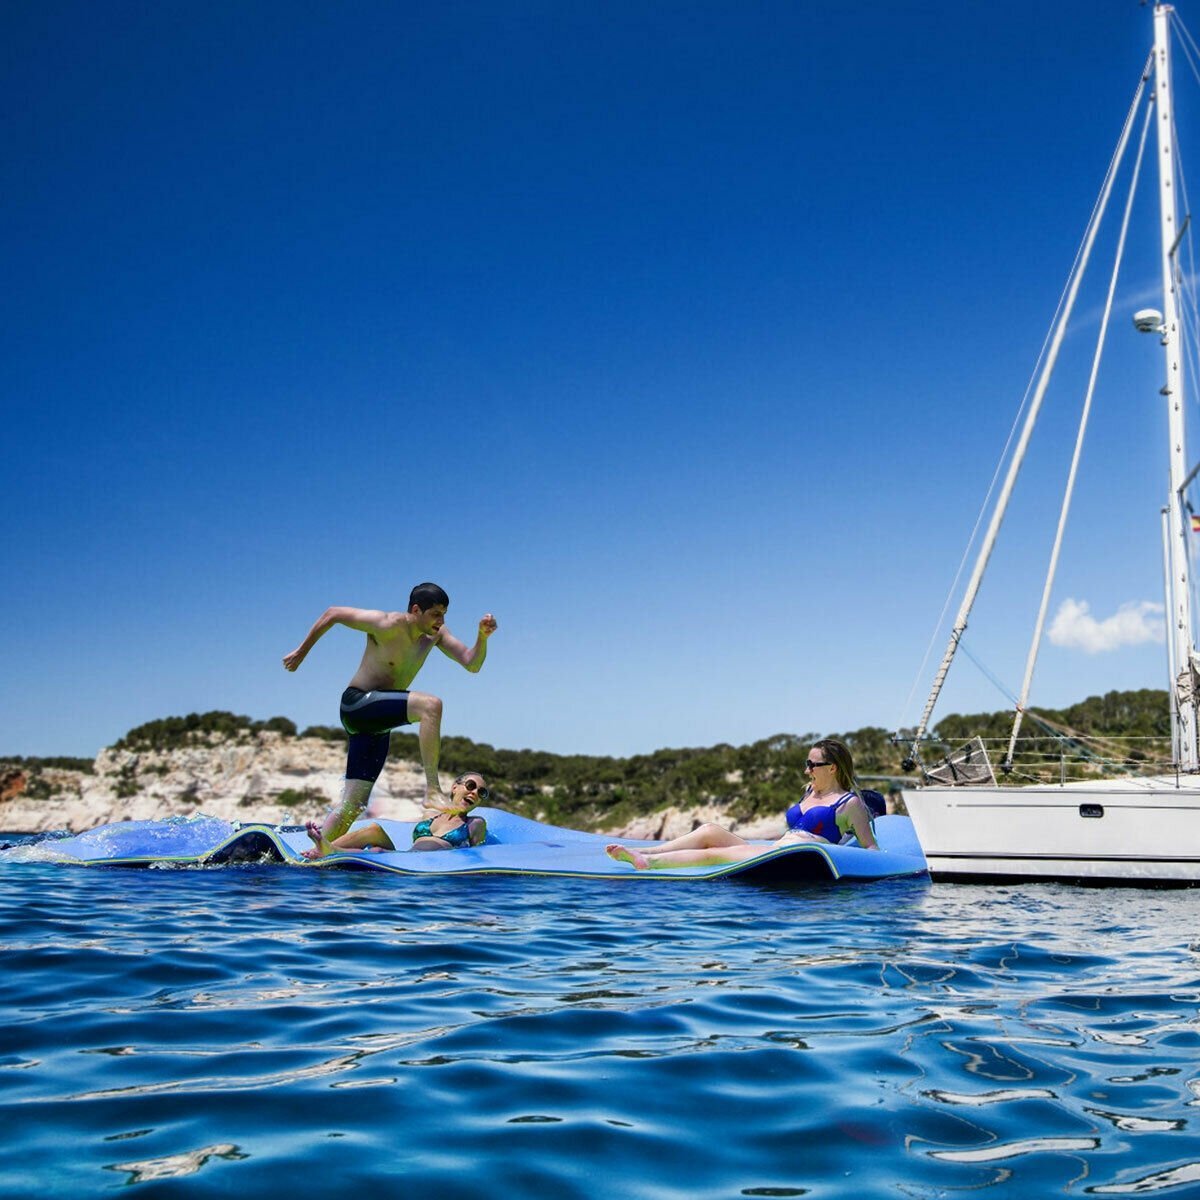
[3,1,1193,758]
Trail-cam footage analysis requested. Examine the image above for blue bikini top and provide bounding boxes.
[784,790,855,843]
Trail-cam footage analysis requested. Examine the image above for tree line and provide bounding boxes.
[14,687,1163,828]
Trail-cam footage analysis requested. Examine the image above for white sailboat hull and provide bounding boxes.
[902,778,1200,884]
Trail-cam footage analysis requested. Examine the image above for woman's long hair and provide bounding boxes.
[810,738,855,794]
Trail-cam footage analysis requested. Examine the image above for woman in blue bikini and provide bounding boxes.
[605,739,878,870]
[310,772,491,855]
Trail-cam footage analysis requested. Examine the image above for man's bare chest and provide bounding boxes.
[365,633,435,677]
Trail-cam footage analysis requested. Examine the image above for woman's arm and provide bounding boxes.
[842,796,879,850]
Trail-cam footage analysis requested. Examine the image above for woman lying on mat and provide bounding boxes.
[304,772,490,857]
[605,739,878,870]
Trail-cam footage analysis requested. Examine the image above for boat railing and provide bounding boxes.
[911,733,1176,788]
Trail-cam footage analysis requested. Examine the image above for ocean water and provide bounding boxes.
[2,837,1199,1198]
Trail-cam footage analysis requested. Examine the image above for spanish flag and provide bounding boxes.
[1192,513,1200,533]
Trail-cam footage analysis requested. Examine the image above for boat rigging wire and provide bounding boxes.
[901,54,1155,762]
[892,117,1138,740]
[894,437,1052,735]
[893,325,1070,735]
[1171,11,1200,89]
[956,641,1019,708]
[1004,98,1155,768]
[1006,697,1159,781]
[892,61,1167,742]
[1013,708,1175,784]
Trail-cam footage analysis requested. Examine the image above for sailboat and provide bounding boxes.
[900,3,1200,885]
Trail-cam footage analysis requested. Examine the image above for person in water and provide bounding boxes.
[307,772,491,856]
[282,582,497,859]
[605,738,878,870]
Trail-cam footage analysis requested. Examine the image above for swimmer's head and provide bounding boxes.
[409,583,449,636]
[451,772,490,810]
[807,738,855,792]
[409,582,450,612]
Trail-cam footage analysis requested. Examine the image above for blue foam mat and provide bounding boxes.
[14,809,928,883]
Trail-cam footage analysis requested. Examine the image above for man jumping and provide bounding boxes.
[282,582,497,858]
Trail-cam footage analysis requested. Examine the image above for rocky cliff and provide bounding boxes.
[0,733,781,840]
[0,733,424,833]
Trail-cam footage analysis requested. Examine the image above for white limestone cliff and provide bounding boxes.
[0,732,425,834]
[0,732,781,840]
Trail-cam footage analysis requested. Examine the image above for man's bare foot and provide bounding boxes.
[605,843,650,870]
[301,820,334,861]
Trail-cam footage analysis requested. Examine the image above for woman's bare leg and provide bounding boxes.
[606,823,750,867]
[609,844,761,870]
[647,823,749,854]
[330,822,395,852]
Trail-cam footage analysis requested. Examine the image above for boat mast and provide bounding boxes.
[1153,4,1199,770]
[1161,504,1182,765]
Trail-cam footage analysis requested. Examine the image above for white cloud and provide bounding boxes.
[1047,598,1165,654]
[1074,274,1200,332]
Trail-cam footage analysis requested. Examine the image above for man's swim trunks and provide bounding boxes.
[340,687,412,783]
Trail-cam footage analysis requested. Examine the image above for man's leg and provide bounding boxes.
[303,778,377,859]
[405,691,445,803]
[303,732,389,860]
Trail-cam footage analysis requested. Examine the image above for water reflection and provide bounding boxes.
[1089,1161,1200,1194]
[107,1142,247,1183]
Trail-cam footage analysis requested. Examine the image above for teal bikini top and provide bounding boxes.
[412,815,474,848]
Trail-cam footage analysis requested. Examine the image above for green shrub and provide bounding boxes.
[276,787,326,808]
[0,756,94,774]
[115,711,300,752]
[298,725,347,742]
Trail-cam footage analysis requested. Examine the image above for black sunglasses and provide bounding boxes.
[805,759,832,771]
[455,776,490,802]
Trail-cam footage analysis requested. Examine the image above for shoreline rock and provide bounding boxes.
[0,733,426,834]
[614,805,781,842]
[0,733,777,840]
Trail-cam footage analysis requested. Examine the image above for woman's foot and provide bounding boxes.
[301,820,334,861]
[605,843,650,870]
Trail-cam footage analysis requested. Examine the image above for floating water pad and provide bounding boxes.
[23,809,928,883]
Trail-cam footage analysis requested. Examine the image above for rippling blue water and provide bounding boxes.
[2,836,1200,1198]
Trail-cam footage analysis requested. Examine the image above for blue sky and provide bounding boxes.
[3,1,1195,758]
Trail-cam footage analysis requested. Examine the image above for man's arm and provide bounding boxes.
[282,607,393,671]
[435,614,498,672]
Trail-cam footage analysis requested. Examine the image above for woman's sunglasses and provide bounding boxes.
[455,776,490,802]
[805,760,832,771]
